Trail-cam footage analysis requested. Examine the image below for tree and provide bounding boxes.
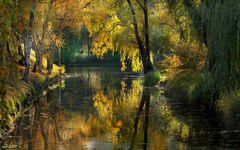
[126,0,154,73]
[166,0,240,103]
[43,0,95,73]
[32,0,54,73]
[81,0,157,72]
[22,0,37,82]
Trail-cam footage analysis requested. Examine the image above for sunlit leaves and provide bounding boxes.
[92,32,113,58]
[0,0,16,42]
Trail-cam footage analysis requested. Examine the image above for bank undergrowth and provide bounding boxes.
[0,50,64,138]
[158,48,240,118]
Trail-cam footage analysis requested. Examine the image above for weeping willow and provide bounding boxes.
[167,0,240,101]
[205,0,240,98]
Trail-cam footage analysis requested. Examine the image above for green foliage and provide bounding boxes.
[144,71,162,87]
[168,72,204,102]
[205,0,240,95]
[59,65,65,73]
[61,28,81,64]
[217,90,240,118]
[163,0,240,108]
[177,0,240,106]
[190,73,215,106]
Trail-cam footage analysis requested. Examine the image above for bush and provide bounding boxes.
[190,74,217,107]
[216,90,240,118]
[167,72,205,104]
[144,71,162,87]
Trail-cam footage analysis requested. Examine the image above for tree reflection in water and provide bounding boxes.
[1,68,190,150]
[4,67,239,149]
[26,85,65,150]
[130,92,150,150]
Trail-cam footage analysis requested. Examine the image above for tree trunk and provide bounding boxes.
[23,0,37,82]
[22,29,30,80]
[37,0,52,72]
[56,0,69,67]
[6,42,11,61]
[58,47,61,66]
[87,31,92,56]
[0,42,5,66]
[127,0,153,74]
[32,54,38,73]
[143,0,154,73]
[6,42,10,55]
[47,45,55,75]
[17,36,24,66]
[0,42,7,99]
[32,35,38,73]
[47,58,51,73]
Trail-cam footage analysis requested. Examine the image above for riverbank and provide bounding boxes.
[161,71,240,121]
[0,63,64,139]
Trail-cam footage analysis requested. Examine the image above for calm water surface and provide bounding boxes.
[2,67,240,150]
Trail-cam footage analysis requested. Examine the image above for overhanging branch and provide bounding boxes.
[136,0,144,10]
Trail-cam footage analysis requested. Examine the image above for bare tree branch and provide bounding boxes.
[82,0,95,9]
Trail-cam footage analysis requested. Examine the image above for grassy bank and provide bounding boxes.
[0,50,64,138]
[162,70,240,119]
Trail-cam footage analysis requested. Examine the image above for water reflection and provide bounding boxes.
[1,67,240,149]
[130,92,150,150]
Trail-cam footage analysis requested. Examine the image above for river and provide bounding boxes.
[1,66,240,150]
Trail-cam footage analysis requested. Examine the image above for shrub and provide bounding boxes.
[144,71,162,87]
[167,72,205,104]
[216,90,240,118]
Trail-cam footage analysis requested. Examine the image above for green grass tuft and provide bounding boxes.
[144,71,164,87]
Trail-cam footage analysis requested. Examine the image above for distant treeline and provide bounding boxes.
[57,27,120,66]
